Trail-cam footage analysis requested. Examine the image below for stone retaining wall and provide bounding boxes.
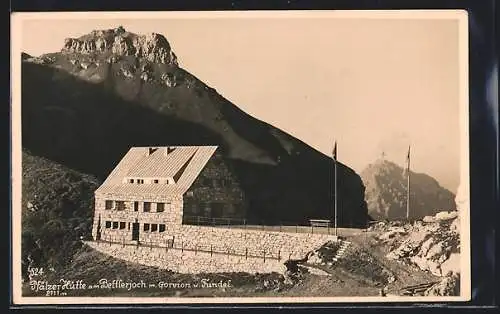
[174,225,333,260]
[85,241,287,274]
[89,224,334,273]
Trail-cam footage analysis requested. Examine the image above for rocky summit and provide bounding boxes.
[361,159,456,221]
[61,26,178,65]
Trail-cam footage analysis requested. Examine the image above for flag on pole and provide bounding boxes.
[406,145,411,172]
[332,141,337,161]
[403,145,411,175]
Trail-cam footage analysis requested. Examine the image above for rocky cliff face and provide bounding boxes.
[370,210,460,277]
[62,26,178,65]
[361,159,456,221]
[21,27,368,227]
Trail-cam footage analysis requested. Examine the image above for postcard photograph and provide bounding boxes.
[11,10,470,304]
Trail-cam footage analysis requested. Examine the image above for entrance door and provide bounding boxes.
[132,222,140,241]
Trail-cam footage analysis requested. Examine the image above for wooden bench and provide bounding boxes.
[309,219,332,228]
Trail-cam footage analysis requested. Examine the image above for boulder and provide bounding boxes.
[435,211,458,221]
[440,252,460,275]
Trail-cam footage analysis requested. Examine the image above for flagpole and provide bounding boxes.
[334,156,338,236]
[406,146,411,220]
[332,141,338,237]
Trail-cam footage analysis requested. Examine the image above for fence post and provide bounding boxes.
[278,249,281,261]
[150,239,152,250]
[181,242,184,253]
[122,237,125,248]
[263,250,266,263]
[195,245,197,255]
[245,248,248,259]
[210,245,213,257]
[311,225,314,234]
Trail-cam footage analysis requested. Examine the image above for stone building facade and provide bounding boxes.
[91,146,246,244]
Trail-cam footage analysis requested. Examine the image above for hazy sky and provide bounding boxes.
[18,12,464,193]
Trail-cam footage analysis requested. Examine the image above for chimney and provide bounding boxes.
[147,147,158,155]
[165,146,176,156]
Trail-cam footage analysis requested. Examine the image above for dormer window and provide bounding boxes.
[129,179,134,183]
[153,179,159,184]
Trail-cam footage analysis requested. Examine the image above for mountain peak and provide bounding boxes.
[61,26,178,65]
[361,159,456,221]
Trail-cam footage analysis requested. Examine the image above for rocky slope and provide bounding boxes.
[365,210,461,296]
[21,26,368,226]
[369,211,460,275]
[361,159,456,221]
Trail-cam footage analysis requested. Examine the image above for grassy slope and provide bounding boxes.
[22,150,100,278]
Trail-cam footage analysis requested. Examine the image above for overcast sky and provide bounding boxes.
[18,12,465,193]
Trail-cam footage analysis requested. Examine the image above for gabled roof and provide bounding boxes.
[95,146,218,196]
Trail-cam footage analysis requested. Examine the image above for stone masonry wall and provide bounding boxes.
[85,241,287,274]
[172,225,333,260]
[91,222,334,274]
[92,193,183,242]
[90,190,335,273]
[183,152,247,219]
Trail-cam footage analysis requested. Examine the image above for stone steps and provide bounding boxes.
[331,240,351,262]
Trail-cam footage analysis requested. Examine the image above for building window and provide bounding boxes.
[156,203,165,212]
[144,223,150,231]
[112,222,119,229]
[119,222,126,229]
[129,179,134,183]
[105,200,113,210]
[105,221,111,228]
[136,179,144,184]
[153,179,159,184]
[144,202,151,212]
[134,201,139,212]
[151,224,158,232]
[159,224,166,232]
[116,201,125,211]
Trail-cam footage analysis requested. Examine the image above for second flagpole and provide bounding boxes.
[333,141,338,237]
